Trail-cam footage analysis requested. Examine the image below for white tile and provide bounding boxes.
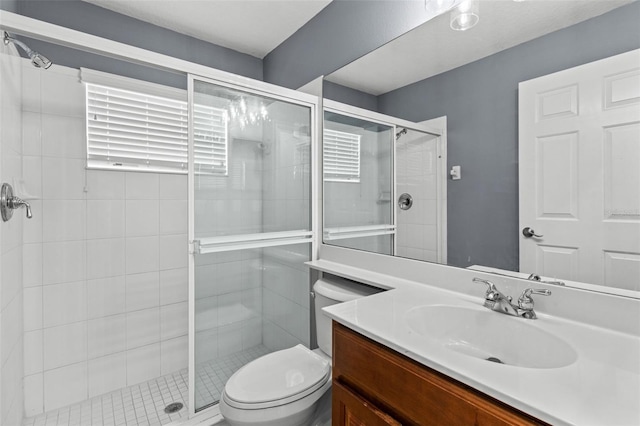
[86,238,125,280]
[87,352,126,398]
[125,236,159,274]
[86,170,125,200]
[159,174,187,200]
[125,172,159,199]
[159,268,187,305]
[22,111,42,156]
[42,240,86,285]
[242,318,262,350]
[41,69,85,117]
[24,329,44,375]
[160,336,188,375]
[24,373,44,417]
[159,234,187,270]
[24,286,43,332]
[21,65,41,113]
[41,114,85,158]
[86,200,125,239]
[126,343,160,385]
[159,199,187,235]
[195,296,218,332]
[87,276,126,319]
[22,155,42,199]
[1,246,22,309]
[195,329,217,364]
[125,199,159,237]
[43,322,87,370]
[195,263,216,299]
[22,198,43,245]
[43,281,87,328]
[43,362,88,412]
[126,271,160,312]
[218,292,243,325]
[126,308,160,349]
[217,322,243,357]
[242,288,262,317]
[87,314,126,359]
[42,200,86,242]
[42,157,86,200]
[160,302,188,340]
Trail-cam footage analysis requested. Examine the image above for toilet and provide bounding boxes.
[219,276,381,426]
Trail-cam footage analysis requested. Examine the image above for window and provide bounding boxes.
[323,128,361,182]
[86,82,227,174]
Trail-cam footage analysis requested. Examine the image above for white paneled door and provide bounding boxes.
[519,49,640,292]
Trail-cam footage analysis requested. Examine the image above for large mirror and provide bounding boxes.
[321,0,640,297]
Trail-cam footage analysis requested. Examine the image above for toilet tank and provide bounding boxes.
[313,276,382,357]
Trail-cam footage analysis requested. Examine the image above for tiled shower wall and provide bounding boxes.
[0,42,25,426]
[396,132,439,262]
[20,61,189,415]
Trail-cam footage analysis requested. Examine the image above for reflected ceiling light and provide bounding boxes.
[450,0,479,31]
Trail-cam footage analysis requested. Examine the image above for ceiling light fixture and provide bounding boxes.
[450,0,479,31]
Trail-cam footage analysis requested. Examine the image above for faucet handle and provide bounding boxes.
[518,288,551,310]
[473,278,501,300]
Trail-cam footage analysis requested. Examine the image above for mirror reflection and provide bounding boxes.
[321,0,640,296]
[323,106,394,255]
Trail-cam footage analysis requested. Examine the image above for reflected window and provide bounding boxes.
[323,128,360,183]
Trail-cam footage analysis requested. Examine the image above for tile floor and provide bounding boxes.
[23,345,270,426]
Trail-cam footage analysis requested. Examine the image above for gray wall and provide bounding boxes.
[377,2,640,271]
[0,0,18,13]
[264,0,440,89]
[12,0,262,88]
[323,80,378,111]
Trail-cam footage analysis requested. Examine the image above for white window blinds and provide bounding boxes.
[323,128,361,182]
[86,83,228,174]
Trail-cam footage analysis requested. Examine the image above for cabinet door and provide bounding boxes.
[333,381,401,426]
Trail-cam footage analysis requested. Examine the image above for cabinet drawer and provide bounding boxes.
[333,381,402,426]
[333,322,544,426]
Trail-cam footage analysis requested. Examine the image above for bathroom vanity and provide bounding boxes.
[310,256,640,426]
[332,322,543,425]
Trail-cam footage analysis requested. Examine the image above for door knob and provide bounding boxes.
[522,227,543,238]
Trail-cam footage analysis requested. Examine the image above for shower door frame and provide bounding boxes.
[187,74,319,417]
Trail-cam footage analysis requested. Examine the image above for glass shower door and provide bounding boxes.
[187,76,314,413]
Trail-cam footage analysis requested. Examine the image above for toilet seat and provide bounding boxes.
[223,345,331,410]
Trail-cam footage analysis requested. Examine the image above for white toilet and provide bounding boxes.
[219,276,380,426]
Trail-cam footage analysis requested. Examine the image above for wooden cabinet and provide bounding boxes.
[332,322,547,426]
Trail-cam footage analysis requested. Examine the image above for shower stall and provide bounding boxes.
[0,15,316,426]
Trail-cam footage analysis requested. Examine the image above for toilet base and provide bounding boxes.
[220,380,331,426]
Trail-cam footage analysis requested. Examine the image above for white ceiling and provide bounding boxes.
[326,0,633,95]
[82,0,332,58]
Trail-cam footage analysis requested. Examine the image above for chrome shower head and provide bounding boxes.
[3,32,52,69]
[395,128,408,140]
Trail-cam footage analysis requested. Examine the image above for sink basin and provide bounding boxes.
[404,305,577,369]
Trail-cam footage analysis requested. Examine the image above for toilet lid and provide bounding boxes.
[225,344,330,407]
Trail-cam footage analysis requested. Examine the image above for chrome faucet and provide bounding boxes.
[473,278,551,319]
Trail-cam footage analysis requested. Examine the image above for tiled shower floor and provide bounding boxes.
[23,345,270,426]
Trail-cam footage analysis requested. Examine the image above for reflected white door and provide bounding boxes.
[519,49,640,291]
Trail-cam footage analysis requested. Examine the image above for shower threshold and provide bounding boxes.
[23,345,270,426]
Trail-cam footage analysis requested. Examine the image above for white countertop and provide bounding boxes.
[311,261,640,426]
